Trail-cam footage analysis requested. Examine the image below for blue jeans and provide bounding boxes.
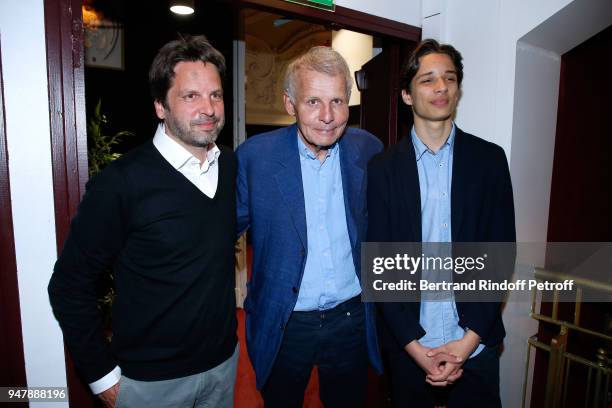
[262,296,369,408]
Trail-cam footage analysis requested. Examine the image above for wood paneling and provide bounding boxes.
[44,0,93,406]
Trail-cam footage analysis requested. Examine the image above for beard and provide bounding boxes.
[164,111,224,148]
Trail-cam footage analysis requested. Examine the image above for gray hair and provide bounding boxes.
[284,46,353,102]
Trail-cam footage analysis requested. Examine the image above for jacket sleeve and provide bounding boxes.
[236,144,250,238]
[458,146,516,343]
[48,165,129,384]
[490,146,516,243]
[367,156,426,348]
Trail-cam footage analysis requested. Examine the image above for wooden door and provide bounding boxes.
[357,41,415,147]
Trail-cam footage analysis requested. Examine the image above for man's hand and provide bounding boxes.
[98,383,120,408]
[404,340,462,387]
[425,330,481,385]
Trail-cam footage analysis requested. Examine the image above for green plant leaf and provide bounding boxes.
[87,98,135,178]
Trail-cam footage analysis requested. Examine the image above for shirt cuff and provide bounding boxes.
[89,366,121,394]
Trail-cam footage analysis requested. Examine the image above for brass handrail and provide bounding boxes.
[534,267,612,294]
[522,268,612,408]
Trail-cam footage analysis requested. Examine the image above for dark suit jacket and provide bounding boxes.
[366,126,516,350]
[237,124,384,389]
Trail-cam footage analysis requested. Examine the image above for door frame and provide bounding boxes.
[45,0,94,406]
[233,0,420,40]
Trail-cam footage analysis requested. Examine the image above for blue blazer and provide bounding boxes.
[237,124,384,389]
[367,127,516,350]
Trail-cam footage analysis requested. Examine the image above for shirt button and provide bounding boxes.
[292,287,298,294]
[300,249,305,257]
[443,223,448,228]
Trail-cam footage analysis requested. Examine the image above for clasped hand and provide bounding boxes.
[405,330,481,387]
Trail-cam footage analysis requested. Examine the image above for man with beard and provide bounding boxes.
[49,36,238,408]
[236,47,383,407]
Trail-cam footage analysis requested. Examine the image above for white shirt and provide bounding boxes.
[153,123,221,198]
[89,124,221,394]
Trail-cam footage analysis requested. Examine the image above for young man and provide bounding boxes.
[48,36,238,408]
[367,39,516,407]
[236,47,383,407]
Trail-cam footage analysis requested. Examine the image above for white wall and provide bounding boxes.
[331,29,373,106]
[335,0,421,28]
[504,43,562,406]
[511,43,561,245]
[0,0,68,406]
[441,0,573,154]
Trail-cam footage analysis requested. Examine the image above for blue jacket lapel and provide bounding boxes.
[273,125,308,249]
[397,136,422,241]
[339,134,363,253]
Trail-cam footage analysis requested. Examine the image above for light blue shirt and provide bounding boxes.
[294,135,361,311]
[412,124,483,358]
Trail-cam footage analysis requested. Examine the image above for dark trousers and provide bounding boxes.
[261,296,369,408]
[388,344,501,408]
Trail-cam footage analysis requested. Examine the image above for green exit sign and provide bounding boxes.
[284,0,335,12]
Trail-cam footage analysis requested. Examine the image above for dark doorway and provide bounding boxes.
[531,24,612,408]
[547,25,612,243]
[357,43,414,147]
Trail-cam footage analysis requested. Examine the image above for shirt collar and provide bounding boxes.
[411,123,456,161]
[296,131,338,161]
[153,123,220,170]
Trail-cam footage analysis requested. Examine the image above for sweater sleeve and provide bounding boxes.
[48,164,130,384]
